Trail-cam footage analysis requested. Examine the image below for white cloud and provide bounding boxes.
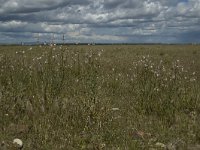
[0,0,200,43]
[0,20,27,30]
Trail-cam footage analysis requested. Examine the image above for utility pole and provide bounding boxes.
[37,33,40,45]
[51,33,54,45]
[62,34,65,45]
[34,33,40,45]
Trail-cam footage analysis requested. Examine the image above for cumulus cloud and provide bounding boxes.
[0,0,200,43]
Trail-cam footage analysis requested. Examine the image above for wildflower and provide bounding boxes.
[190,78,196,82]
[154,88,160,92]
[13,138,23,149]
[111,108,120,111]
[98,52,102,57]
[37,57,42,60]
[100,143,106,149]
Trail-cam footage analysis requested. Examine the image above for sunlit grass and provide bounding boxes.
[0,45,200,149]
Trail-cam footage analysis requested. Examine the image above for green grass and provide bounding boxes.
[0,45,200,149]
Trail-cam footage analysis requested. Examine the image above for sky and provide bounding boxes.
[0,0,200,44]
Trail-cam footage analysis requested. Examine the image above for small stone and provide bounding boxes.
[1,141,7,150]
[155,142,166,148]
[187,145,200,150]
[13,138,23,149]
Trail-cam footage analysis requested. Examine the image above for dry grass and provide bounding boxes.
[0,45,200,149]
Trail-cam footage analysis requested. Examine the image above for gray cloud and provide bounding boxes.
[0,0,90,14]
[0,0,200,43]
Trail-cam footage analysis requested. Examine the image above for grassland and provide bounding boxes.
[0,45,200,149]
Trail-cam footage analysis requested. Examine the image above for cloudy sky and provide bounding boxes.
[0,0,200,44]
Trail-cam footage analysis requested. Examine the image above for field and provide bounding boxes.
[0,45,200,149]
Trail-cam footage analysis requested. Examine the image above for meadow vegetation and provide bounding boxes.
[0,45,200,149]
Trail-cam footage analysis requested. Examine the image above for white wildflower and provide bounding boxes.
[190,78,196,82]
[37,57,42,60]
[98,52,102,57]
[111,108,120,111]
